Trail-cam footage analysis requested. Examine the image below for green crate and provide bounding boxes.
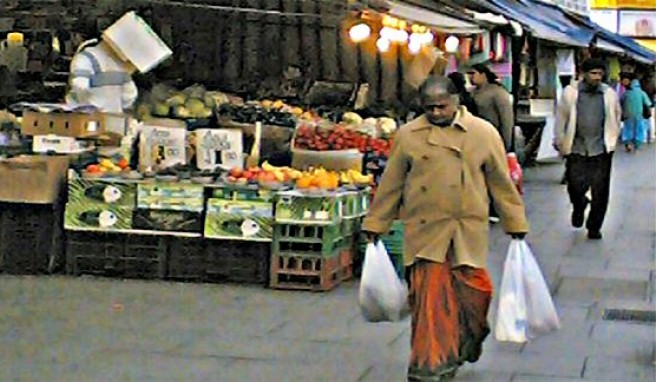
[273,223,348,257]
[68,178,137,208]
[274,191,344,225]
[204,199,274,241]
[210,185,276,202]
[137,183,205,212]
[64,203,133,231]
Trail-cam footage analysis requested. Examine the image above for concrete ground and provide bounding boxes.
[1,145,655,382]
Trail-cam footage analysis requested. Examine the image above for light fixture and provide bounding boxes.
[408,40,421,55]
[349,23,371,43]
[377,37,390,53]
[445,35,460,53]
[410,31,434,46]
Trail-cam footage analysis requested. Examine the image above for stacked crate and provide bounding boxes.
[270,190,360,291]
[134,183,204,233]
[166,184,274,284]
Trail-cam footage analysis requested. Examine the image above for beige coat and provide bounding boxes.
[553,82,622,156]
[362,108,529,268]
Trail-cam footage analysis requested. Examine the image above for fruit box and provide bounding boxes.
[64,203,133,231]
[68,178,136,208]
[204,199,273,241]
[137,183,204,212]
[132,209,202,233]
[274,191,345,224]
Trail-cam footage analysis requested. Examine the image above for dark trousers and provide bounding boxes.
[565,153,613,232]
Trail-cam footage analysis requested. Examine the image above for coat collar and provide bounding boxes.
[409,108,470,132]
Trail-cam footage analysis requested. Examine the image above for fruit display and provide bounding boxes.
[225,162,303,186]
[84,158,131,175]
[217,102,299,128]
[293,124,392,156]
[138,84,227,120]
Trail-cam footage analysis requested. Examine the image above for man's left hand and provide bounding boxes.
[510,232,526,240]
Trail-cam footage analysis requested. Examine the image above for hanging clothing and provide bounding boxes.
[407,256,493,381]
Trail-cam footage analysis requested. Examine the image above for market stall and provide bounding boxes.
[0,4,490,291]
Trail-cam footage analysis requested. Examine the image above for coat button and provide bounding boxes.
[422,155,429,160]
[420,219,427,224]
[420,186,428,192]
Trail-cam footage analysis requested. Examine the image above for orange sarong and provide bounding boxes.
[407,260,493,381]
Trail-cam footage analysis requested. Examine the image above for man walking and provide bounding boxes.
[554,58,621,240]
[362,76,529,381]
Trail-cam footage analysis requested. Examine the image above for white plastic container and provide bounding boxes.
[102,11,172,73]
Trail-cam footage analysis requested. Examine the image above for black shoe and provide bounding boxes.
[587,230,602,240]
[571,199,589,228]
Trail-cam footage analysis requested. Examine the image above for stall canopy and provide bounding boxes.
[387,1,483,34]
[485,0,594,47]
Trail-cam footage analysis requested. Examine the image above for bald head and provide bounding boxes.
[420,76,460,127]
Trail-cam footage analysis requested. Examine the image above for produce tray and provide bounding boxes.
[274,191,345,225]
[0,202,63,274]
[65,231,167,279]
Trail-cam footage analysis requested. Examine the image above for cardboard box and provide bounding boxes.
[137,183,204,212]
[138,123,187,170]
[32,135,95,154]
[204,199,274,241]
[195,128,244,170]
[0,156,69,203]
[21,110,106,138]
[274,190,345,224]
[102,11,173,73]
[291,148,363,172]
[132,209,202,233]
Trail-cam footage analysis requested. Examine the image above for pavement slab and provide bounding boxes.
[1,146,655,381]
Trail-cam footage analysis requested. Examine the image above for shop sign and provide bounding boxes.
[619,11,656,37]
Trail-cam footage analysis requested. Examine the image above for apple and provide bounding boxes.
[227,176,238,183]
[243,171,255,180]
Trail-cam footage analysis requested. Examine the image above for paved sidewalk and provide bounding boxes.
[1,146,655,382]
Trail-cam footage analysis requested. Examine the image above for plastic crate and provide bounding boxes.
[205,240,270,284]
[210,185,276,202]
[0,202,63,274]
[273,223,349,257]
[382,220,404,255]
[270,253,342,292]
[65,231,167,279]
[339,247,354,282]
[274,191,344,225]
[167,237,207,281]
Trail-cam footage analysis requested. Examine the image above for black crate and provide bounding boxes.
[167,237,207,281]
[65,231,167,279]
[204,240,270,285]
[0,202,63,274]
[132,209,203,233]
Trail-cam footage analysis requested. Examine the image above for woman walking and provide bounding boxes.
[621,75,652,152]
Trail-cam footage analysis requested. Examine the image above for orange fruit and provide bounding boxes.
[296,177,312,189]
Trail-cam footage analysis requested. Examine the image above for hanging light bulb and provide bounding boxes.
[408,40,421,55]
[380,26,395,41]
[393,29,409,43]
[445,35,460,53]
[377,37,390,53]
[349,23,371,43]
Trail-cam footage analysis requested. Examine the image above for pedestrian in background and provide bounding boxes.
[554,58,621,240]
[468,63,514,152]
[362,76,529,382]
[447,72,478,116]
[468,64,515,223]
[620,73,653,152]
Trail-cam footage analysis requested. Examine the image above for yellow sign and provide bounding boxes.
[591,0,655,8]
[636,39,656,53]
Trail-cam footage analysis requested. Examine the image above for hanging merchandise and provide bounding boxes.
[458,37,472,62]
[492,32,506,62]
[608,57,621,82]
[556,50,576,76]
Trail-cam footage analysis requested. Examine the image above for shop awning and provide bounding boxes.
[596,38,625,54]
[384,1,484,34]
[485,0,594,47]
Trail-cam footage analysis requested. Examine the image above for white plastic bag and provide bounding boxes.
[521,240,561,338]
[495,239,528,342]
[495,239,560,342]
[359,241,409,322]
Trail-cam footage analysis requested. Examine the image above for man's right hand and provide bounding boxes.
[363,231,379,243]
